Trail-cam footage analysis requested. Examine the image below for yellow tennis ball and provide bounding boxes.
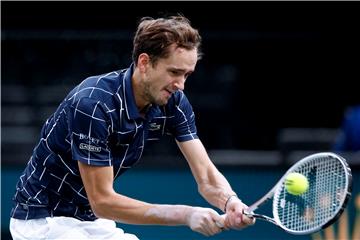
[285,172,309,195]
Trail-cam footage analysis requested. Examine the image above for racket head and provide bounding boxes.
[272,152,352,235]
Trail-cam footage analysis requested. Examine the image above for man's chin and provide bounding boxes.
[154,98,169,106]
[157,101,168,106]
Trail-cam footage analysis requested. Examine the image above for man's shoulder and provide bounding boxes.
[66,69,127,105]
[84,70,124,88]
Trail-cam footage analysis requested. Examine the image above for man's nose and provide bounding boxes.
[173,77,185,91]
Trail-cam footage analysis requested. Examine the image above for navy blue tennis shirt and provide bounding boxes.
[11,64,198,221]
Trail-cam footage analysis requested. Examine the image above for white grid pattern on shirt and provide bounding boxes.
[175,103,195,140]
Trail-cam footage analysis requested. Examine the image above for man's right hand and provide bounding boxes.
[186,207,224,236]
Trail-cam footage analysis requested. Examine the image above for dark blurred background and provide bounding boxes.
[2,1,360,240]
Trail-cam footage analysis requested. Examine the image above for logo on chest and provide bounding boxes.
[149,122,161,131]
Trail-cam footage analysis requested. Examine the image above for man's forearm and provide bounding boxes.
[175,139,238,212]
[198,174,237,212]
[91,192,193,225]
[144,204,194,225]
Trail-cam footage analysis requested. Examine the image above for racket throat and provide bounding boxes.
[243,211,278,226]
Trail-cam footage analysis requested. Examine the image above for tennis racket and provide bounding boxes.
[217,152,352,235]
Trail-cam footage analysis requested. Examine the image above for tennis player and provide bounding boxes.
[10,15,254,239]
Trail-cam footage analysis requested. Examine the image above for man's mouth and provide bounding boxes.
[165,89,173,95]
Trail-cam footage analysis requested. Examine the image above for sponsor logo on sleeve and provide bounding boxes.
[79,143,101,152]
[79,133,100,144]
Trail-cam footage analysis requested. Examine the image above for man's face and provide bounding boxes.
[142,45,198,106]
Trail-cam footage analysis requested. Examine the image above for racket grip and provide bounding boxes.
[243,209,254,217]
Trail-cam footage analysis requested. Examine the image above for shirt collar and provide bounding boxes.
[123,63,142,120]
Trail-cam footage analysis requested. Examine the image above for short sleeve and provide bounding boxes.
[167,91,198,142]
[69,97,112,166]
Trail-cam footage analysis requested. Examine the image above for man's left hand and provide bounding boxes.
[223,196,255,230]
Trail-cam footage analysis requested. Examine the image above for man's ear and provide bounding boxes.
[137,53,150,73]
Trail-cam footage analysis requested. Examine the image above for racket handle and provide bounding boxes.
[243,209,254,217]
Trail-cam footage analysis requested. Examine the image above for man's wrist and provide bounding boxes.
[224,194,239,212]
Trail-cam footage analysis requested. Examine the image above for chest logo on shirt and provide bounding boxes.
[79,143,101,152]
[149,122,161,131]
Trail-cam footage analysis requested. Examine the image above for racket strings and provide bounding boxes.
[274,155,348,233]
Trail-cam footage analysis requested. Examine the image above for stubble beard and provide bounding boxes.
[143,81,167,106]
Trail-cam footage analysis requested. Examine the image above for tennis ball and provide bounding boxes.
[285,172,309,195]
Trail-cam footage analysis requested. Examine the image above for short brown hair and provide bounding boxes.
[132,15,202,66]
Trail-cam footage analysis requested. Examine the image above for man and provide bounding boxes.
[333,104,360,151]
[10,15,254,239]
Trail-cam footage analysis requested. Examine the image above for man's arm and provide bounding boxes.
[77,161,224,236]
[176,139,235,210]
[177,139,254,229]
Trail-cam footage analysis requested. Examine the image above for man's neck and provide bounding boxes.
[131,68,149,112]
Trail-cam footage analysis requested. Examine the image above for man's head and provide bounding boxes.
[132,15,202,66]
[132,15,202,107]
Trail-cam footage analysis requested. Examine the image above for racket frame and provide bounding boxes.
[244,152,352,235]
